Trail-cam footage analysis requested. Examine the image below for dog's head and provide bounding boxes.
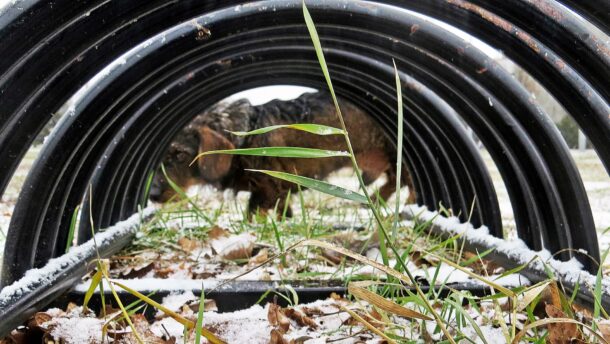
[149,99,252,202]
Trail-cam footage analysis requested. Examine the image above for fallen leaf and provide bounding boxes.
[549,281,562,308]
[208,226,229,240]
[571,302,593,322]
[545,304,580,344]
[249,248,269,266]
[269,329,289,344]
[463,251,499,275]
[119,262,155,279]
[267,304,290,333]
[178,237,200,252]
[348,282,432,320]
[211,233,255,260]
[29,312,52,329]
[599,320,610,342]
[284,308,318,329]
[515,281,551,312]
[188,298,218,313]
[329,293,344,301]
[289,336,313,344]
[300,306,324,317]
[321,249,343,265]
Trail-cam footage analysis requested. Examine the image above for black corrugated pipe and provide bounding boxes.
[0,0,607,323]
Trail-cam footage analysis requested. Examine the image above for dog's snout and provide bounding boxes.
[148,185,162,202]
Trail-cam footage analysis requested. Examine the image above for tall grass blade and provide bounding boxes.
[348,281,431,320]
[194,147,349,161]
[229,123,343,136]
[303,3,338,105]
[340,306,396,344]
[161,164,211,224]
[83,268,102,311]
[141,169,155,207]
[111,280,226,344]
[392,60,403,240]
[445,299,489,344]
[302,3,453,341]
[195,288,205,344]
[298,239,412,285]
[65,205,80,253]
[594,247,610,323]
[427,251,515,297]
[247,169,367,204]
[515,281,551,312]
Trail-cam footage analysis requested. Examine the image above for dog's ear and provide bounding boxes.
[198,126,235,182]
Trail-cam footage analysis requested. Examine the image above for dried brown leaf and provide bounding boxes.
[571,303,593,322]
[284,308,318,329]
[208,226,229,240]
[269,329,289,344]
[599,320,610,342]
[119,262,155,279]
[545,304,580,344]
[462,251,500,275]
[515,281,551,312]
[549,281,562,308]
[348,282,432,320]
[339,306,396,344]
[211,233,255,260]
[28,313,52,329]
[300,306,324,317]
[268,304,290,333]
[330,292,344,301]
[249,248,269,266]
[178,237,200,252]
[187,298,218,313]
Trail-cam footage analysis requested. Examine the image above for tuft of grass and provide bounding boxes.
[301,2,454,340]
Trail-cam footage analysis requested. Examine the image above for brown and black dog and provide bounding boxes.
[149,92,416,216]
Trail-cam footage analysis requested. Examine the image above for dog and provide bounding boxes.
[149,92,416,217]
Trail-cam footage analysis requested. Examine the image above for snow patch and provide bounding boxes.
[0,208,155,305]
[403,204,610,295]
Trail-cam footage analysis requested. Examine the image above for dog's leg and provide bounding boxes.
[403,168,417,204]
[247,183,293,220]
[374,165,417,204]
[355,149,390,185]
[376,168,397,201]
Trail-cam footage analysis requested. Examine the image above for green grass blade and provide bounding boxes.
[247,169,367,204]
[141,169,155,207]
[229,123,343,136]
[65,205,80,253]
[195,288,205,344]
[303,3,338,104]
[270,218,286,266]
[161,164,212,224]
[392,59,403,240]
[194,147,349,161]
[83,268,103,311]
[594,246,610,323]
[445,299,489,344]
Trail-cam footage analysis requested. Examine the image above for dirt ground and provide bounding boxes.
[1,147,609,264]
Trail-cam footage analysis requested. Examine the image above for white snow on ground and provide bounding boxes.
[143,296,525,343]
[157,291,196,316]
[46,317,106,343]
[0,207,155,304]
[404,204,610,296]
